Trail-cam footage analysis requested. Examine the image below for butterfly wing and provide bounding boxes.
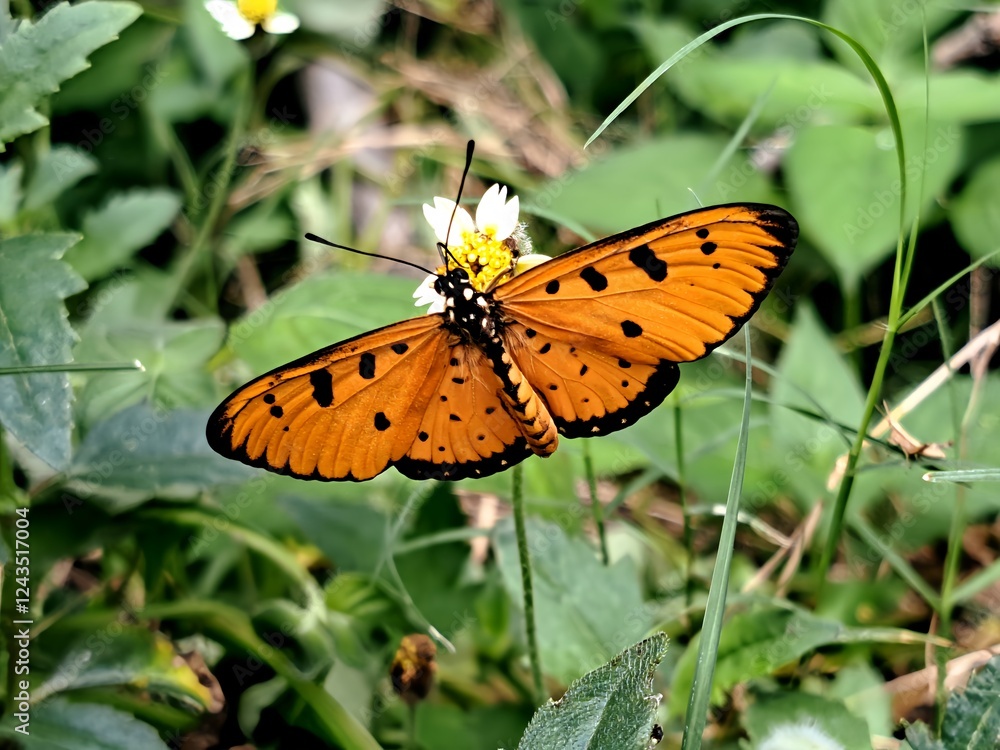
[395,342,533,481]
[207,316,452,481]
[502,324,679,438]
[207,315,534,481]
[495,203,796,436]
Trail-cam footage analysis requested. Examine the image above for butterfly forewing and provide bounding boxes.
[496,203,797,363]
[207,316,450,481]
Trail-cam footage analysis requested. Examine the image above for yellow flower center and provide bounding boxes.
[440,229,514,291]
[238,0,277,23]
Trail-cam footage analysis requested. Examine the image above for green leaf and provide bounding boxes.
[906,723,945,750]
[785,122,962,287]
[769,304,864,503]
[951,155,1000,264]
[227,270,418,374]
[65,189,181,280]
[494,517,656,684]
[906,655,1000,750]
[53,17,173,113]
[22,146,98,212]
[898,72,1000,125]
[74,317,224,425]
[0,159,23,223]
[34,626,216,710]
[66,402,253,511]
[744,692,871,750]
[0,698,168,750]
[536,135,776,236]
[0,233,86,470]
[669,607,843,716]
[516,633,668,750]
[0,1,143,147]
[822,0,959,70]
[940,655,1000,750]
[280,493,386,572]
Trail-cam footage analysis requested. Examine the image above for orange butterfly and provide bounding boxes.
[207,169,796,482]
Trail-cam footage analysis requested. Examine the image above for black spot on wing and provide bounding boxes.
[701,242,717,255]
[309,369,334,407]
[580,266,608,291]
[539,342,551,354]
[628,246,667,282]
[696,228,709,239]
[621,320,642,338]
[269,405,283,418]
[396,436,533,481]
[551,361,680,439]
[391,342,409,354]
[263,394,276,404]
[359,352,376,379]
[545,280,560,294]
[374,412,391,431]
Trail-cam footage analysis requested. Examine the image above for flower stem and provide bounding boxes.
[675,400,692,606]
[512,465,544,703]
[582,441,609,565]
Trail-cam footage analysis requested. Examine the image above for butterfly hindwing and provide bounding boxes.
[207,316,450,481]
[396,343,532,481]
[503,323,679,438]
[496,203,797,363]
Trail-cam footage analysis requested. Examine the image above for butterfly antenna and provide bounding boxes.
[305,234,435,275]
[437,139,476,268]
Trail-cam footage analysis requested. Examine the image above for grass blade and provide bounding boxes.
[679,327,753,750]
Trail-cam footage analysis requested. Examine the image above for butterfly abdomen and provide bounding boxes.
[485,339,558,457]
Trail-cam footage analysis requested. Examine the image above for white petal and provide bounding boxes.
[262,11,299,34]
[514,253,551,275]
[495,194,519,240]
[413,274,447,314]
[476,184,519,240]
[475,184,505,235]
[424,198,474,246]
[205,0,256,39]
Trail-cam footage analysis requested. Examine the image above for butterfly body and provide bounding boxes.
[208,203,798,483]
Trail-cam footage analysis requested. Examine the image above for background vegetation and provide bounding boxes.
[1,0,999,748]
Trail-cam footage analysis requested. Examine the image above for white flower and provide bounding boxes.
[422,184,520,248]
[413,183,551,313]
[758,721,844,750]
[205,0,299,40]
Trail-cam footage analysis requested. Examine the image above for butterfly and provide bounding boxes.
[207,187,796,482]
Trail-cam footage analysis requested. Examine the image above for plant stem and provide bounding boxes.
[675,400,693,606]
[511,465,544,703]
[582,441,608,565]
[680,328,754,750]
[168,65,252,310]
[816,325,898,587]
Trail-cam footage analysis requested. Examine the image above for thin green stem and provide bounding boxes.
[680,327,754,750]
[168,66,252,310]
[0,361,143,375]
[816,325,898,586]
[674,400,692,606]
[512,465,544,703]
[582,441,608,566]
